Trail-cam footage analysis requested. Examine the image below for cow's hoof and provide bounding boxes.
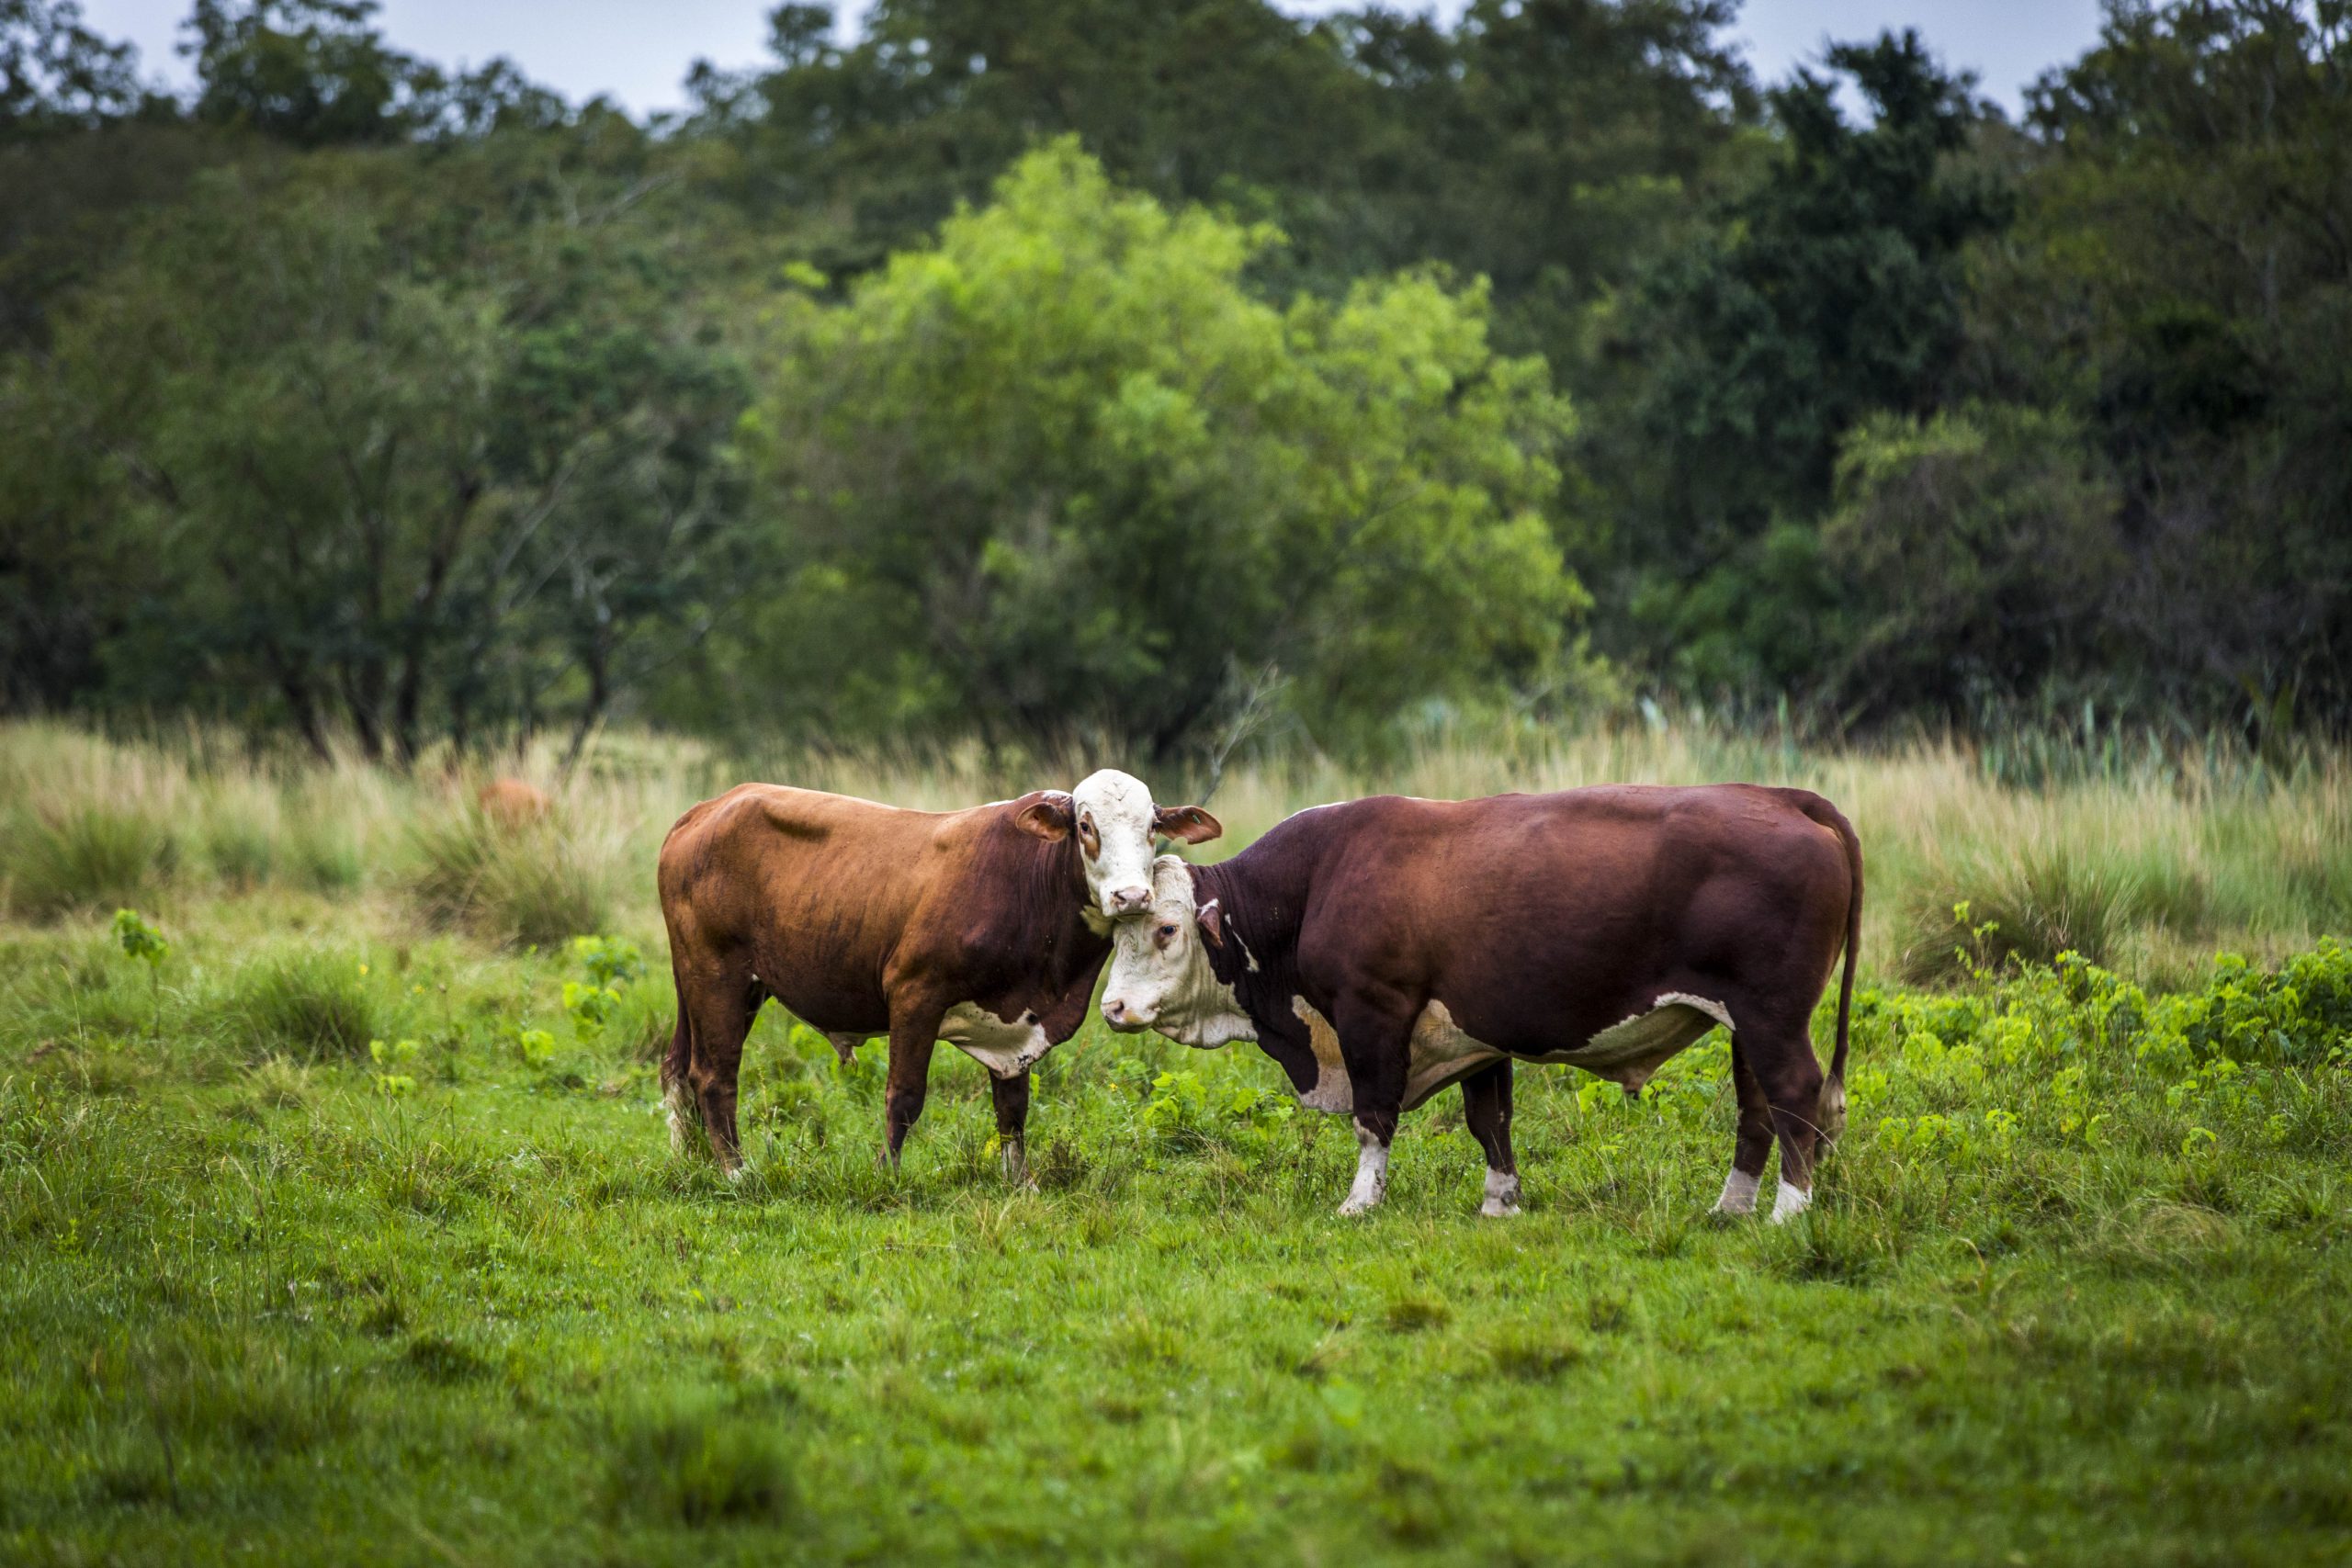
[722,1165,747,1185]
[1481,1171,1521,1217]
[1769,1179,1812,1224]
[1337,1197,1379,1218]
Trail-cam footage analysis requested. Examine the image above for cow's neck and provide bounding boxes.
[984,818,1110,1007]
[1193,853,1321,1094]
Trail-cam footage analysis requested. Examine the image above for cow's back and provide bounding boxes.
[659,784,978,1029]
[1293,785,1853,1058]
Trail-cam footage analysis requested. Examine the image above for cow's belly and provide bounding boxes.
[1285,992,1735,1114]
[938,1001,1056,1080]
[1519,992,1732,1093]
[1287,998,1508,1114]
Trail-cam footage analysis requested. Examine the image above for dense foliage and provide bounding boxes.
[2,0,2346,756]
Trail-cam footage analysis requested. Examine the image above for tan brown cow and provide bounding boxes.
[1100,784,1860,1221]
[658,770,1219,1179]
[477,778,552,824]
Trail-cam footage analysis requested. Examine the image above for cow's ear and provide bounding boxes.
[1197,898,1224,950]
[1154,805,1224,844]
[1012,791,1075,840]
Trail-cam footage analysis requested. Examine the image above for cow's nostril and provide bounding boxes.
[1109,886,1150,914]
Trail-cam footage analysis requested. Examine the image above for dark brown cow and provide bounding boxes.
[1099,785,1860,1221]
[659,770,1219,1179]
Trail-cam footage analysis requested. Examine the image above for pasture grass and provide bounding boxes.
[4,720,2351,1561]
[1,876,2348,1564]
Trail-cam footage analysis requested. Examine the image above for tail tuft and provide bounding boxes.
[1797,792,1862,1145]
[662,967,698,1154]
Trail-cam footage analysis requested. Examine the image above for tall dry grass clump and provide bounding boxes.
[0,725,189,918]
[404,799,621,948]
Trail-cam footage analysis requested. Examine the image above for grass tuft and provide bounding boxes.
[406,807,614,948]
[1380,1292,1452,1332]
[1903,843,2146,980]
[226,950,380,1059]
[4,802,179,919]
[400,1334,492,1384]
[1479,1326,1587,1381]
[604,1399,797,1529]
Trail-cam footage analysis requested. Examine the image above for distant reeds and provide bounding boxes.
[1,716,2346,984]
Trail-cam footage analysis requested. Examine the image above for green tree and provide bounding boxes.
[1973,0,2352,726]
[740,141,1589,758]
[1636,30,2007,553]
[1817,403,2125,723]
[3,123,753,757]
[0,0,151,137]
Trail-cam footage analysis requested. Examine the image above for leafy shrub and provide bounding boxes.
[1138,1067,1295,1156]
[228,950,381,1059]
[4,801,179,919]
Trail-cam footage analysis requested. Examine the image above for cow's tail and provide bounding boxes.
[661,950,699,1156]
[1804,794,1863,1145]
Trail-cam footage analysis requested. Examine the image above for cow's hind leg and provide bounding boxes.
[1462,1060,1520,1216]
[1713,1038,1775,1216]
[681,974,760,1178]
[1746,1021,1828,1223]
[990,1070,1034,1185]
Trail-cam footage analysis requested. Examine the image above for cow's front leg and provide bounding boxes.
[1331,997,1412,1217]
[1461,1060,1520,1216]
[989,1069,1034,1185]
[882,1006,944,1169]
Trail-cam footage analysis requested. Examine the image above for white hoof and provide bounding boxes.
[1340,1125,1389,1218]
[1770,1179,1811,1224]
[1713,1168,1760,1217]
[1481,1169,1522,1217]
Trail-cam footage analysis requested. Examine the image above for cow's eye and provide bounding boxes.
[1079,818,1101,857]
[1156,923,1178,942]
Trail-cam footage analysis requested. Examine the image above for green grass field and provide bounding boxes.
[5,723,2351,1563]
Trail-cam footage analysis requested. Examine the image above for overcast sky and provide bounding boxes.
[78,0,2107,119]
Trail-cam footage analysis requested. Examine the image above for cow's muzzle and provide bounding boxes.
[1101,997,1151,1032]
[1106,885,1151,918]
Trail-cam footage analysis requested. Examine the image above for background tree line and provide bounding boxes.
[2,0,2345,761]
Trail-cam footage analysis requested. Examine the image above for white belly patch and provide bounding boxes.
[1405,1000,1508,1110]
[1287,997,1509,1114]
[1527,992,1732,1093]
[1291,998,1354,1114]
[1285,992,1733,1109]
[938,1002,1055,1079]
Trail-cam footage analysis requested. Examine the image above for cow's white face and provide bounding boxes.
[1100,856,1255,1047]
[1063,770,1222,923]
